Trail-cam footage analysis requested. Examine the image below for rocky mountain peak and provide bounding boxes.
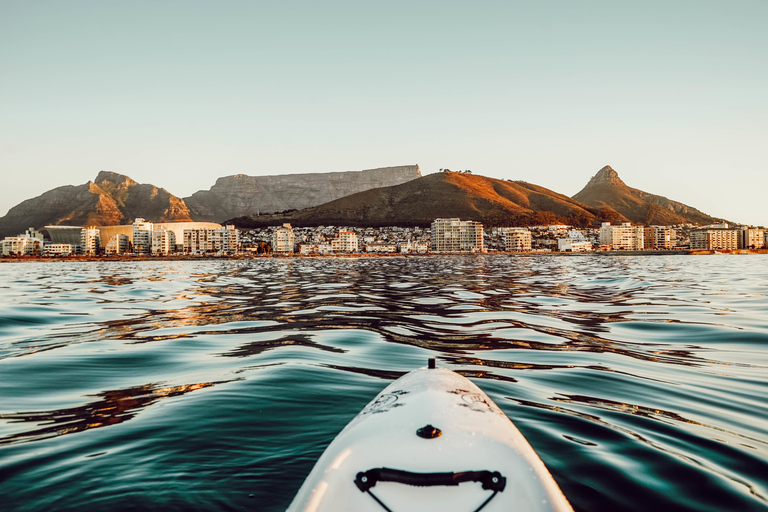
[95,170,138,187]
[585,165,626,188]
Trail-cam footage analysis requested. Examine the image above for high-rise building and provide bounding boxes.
[80,226,101,255]
[690,229,738,250]
[738,227,765,249]
[331,230,358,253]
[132,218,153,254]
[183,225,240,255]
[643,226,675,250]
[272,224,295,253]
[105,234,131,255]
[152,226,177,255]
[431,218,484,253]
[599,222,644,250]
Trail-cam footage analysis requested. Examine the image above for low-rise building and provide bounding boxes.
[45,244,74,257]
[398,241,429,253]
[298,243,333,255]
[558,239,592,252]
[365,243,397,253]
[504,228,532,252]
[1,228,45,256]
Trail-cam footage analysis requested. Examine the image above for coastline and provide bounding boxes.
[2,248,767,263]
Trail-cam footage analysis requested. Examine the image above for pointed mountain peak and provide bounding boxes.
[585,165,626,188]
[95,170,138,187]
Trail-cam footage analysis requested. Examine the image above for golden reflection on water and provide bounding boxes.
[0,381,224,446]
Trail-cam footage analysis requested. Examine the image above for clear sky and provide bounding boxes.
[1,1,766,226]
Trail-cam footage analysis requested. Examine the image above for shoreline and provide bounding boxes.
[2,249,767,263]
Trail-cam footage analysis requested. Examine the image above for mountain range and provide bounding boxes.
[0,165,723,238]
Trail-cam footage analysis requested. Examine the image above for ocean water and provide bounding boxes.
[1,255,767,512]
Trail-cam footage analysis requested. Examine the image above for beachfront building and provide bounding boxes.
[691,229,739,250]
[398,241,430,253]
[152,226,177,255]
[365,243,397,253]
[45,244,74,257]
[431,218,485,253]
[80,227,101,255]
[504,228,532,252]
[332,230,359,253]
[644,226,675,250]
[105,234,130,255]
[1,228,45,256]
[739,227,765,249]
[599,222,644,251]
[132,218,153,254]
[183,225,240,255]
[298,243,333,255]
[557,231,592,252]
[272,224,295,253]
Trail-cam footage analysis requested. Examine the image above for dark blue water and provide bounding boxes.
[1,256,767,511]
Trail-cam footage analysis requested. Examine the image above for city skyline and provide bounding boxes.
[2,1,766,226]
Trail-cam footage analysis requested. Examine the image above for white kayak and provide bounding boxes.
[287,359,574,512]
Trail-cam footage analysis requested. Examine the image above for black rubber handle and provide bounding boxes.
[355,468,506,493]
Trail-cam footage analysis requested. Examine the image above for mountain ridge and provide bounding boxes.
[572,165,721,225]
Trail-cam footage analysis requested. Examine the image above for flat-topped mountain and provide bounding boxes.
[184,165,421,222]
[228,171,602,228]
[0,171,192,238]
[572,166,720,225]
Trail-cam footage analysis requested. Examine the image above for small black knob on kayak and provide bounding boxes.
[428,358,436,369]
[416,424,442,439]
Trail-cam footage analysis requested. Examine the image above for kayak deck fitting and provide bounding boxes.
[287,358,573,512]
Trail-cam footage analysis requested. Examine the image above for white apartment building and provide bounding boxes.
[183,225,240,255]
[691,229,738,250]
[298,243,333,255]
[365,243,397,253]
[739,228,765,249]
[152,226,177,255]
[644,226,675,250]
[398,241,430,253]
[1,228,45,256]
[504,228,532,252]
[45,244,73,257]
[80,226,101,255]
[431,218,485,253]
[599,222,644,250]
[105,234,131,255]
[133,218,153,254]
[272,224,295,253]
[558,239,592,252]
[332,230,359,253]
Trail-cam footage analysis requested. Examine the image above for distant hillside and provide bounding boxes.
[572,166,721,226]
[0,171,192,237]
[184,165,422,222]
[227,171,603,228]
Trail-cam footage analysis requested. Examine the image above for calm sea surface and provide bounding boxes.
[1,255,767,511]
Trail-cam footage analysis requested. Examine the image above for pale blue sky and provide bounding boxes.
[2,1,766,226]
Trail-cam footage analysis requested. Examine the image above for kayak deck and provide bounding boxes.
[288,364,573,512]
